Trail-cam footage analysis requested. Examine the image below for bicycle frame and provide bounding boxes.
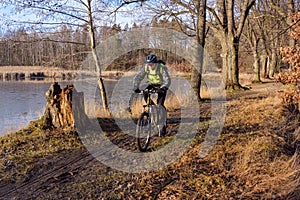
[141,88,165,136]
[136,88,167,151]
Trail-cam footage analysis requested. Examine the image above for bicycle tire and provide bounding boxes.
[136,112,151,152]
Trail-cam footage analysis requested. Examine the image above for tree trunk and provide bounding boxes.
[253,39,261,83]
[221,39,229,85]
[226,0,242,90]
[91,47,109,111]
[220,35,242,89]
[42,82,91,130]
[253,51,261,83]
[260,54,268,78]
[97,77,109,113]
[268,49,277,78]
[288,0,296,48]
[191,47,203,101]
[191,0,206,101]
[231,38,240,88]
[87,0,109,112]
[213,0,254,90]
[42,82,74,129]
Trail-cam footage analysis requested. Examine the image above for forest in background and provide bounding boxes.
[0,0,298,75]
[0,2,299,198]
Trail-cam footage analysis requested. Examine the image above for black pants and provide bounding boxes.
[144,85,167,132]
[143,84,167,107]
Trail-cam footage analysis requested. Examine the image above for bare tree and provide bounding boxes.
[269,0,298,47]
[0,0,145,111]
[137,0,207,100]
[206,0,255,89]
[242,0,299,79]
[243,17,261,83]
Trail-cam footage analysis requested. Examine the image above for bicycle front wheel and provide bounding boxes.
[136,112,151,152]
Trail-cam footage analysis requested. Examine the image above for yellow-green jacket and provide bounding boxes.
[133,62,171,89]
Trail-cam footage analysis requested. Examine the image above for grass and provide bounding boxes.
[84,88,195,119]
[0,118,82,183]
[1,81,300,199]
[121,90,300,199]
[208,93,299,198]
[0,66,62,72]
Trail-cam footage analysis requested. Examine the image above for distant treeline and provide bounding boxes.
[0,23,192,71]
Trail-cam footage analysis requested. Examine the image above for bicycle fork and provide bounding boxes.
[149,105,166,137]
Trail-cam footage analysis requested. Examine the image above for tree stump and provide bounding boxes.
[42,82,74,129]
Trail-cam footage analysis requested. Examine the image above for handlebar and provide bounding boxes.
[142,88,158,94]
[135,88,159,95]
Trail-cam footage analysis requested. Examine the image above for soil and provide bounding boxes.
[0,80,298,199]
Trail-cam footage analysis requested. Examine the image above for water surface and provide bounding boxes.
[0,80,119,136]
[0,82,52,135]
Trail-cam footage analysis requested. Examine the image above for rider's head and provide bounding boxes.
[146,54,157,64]
[145,54,158,70]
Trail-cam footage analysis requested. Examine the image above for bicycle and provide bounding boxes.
[136,88,167,152]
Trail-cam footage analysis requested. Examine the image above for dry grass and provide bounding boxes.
[1,81,300,199]
[226,95,284,126]
[84,90,192,119]
[0,66,63,72]
[0,119,82,182]
[124,88,299,199]
[212,92,299,198]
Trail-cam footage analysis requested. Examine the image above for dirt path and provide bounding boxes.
[0,106,212,199]
[0,81,282,199]
[0,149,95,198]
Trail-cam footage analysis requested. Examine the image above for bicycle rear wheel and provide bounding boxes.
[136,112,151,152]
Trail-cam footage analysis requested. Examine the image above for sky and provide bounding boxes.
[0,1,146,35]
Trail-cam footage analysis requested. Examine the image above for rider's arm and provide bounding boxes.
[133,65,147,90]
[160,65,171,89]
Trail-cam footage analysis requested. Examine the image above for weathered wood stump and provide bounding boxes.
[42,82,74,129]
[41,82,92,131]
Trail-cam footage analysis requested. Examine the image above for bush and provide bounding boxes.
[275,12,300,113]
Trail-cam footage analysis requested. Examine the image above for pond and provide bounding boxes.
[0,74,195,136]
[0,79,121,136]
[0,81,50,135]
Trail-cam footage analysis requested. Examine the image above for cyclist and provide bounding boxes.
[133,53,171,135]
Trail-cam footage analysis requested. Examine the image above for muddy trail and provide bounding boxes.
[0,92,213,199]
[0,81,290,199]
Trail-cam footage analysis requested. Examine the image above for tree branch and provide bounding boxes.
[9,38,87,46]
[206,6,223,30]
[109,0,147,15]
[269,0,288,19]
[74,0,89,9]
[22,3,89,23]
[205,21,219,33]
[236,0,255,39]
[172,0,197,16]
[7,19,85,28]
[171,15,196,37]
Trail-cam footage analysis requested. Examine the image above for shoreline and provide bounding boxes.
[0,66,194,82]
[0,81,299,199]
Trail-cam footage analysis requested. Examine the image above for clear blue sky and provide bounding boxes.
[0,1,145,35]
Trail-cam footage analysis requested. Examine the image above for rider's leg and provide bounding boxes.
[157,88,167,106]
[157,89,167,136]
[143,85,153,103]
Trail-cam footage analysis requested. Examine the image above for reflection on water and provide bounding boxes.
[0,74,196,136]
[0,79,119,136]
[0,81,70,136]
